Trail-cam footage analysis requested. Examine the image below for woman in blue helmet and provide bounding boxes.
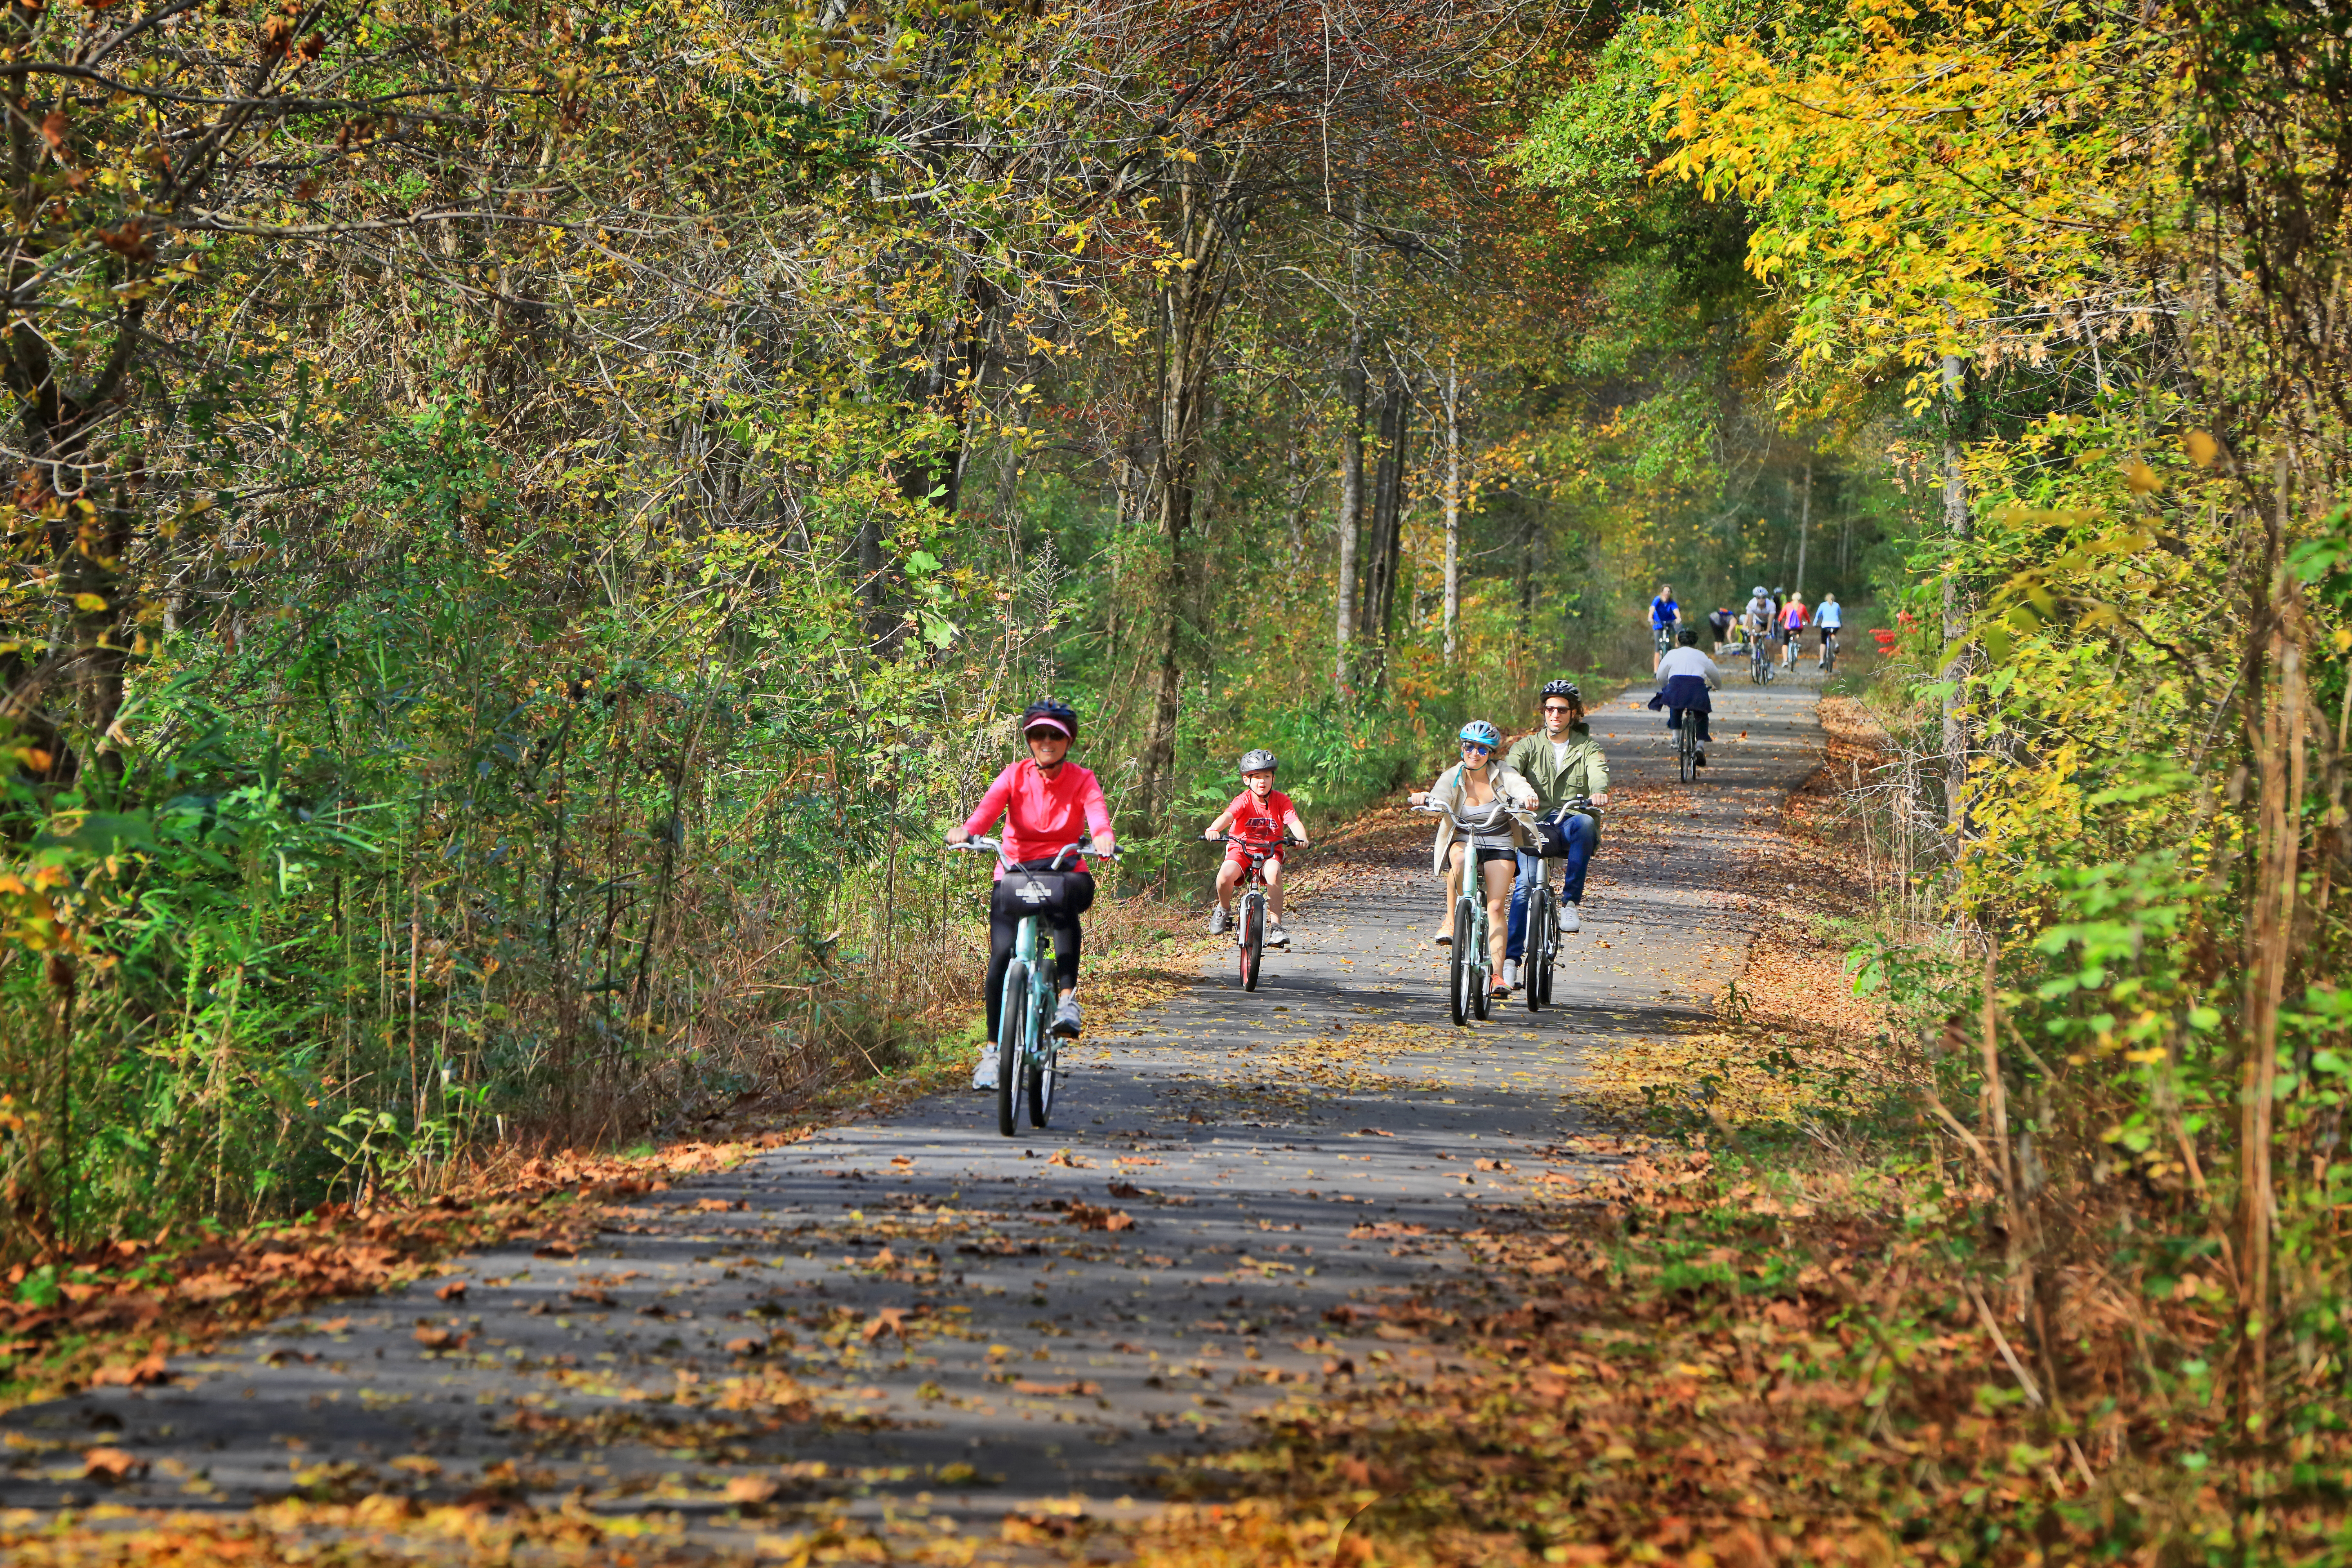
[1407,719,1539,1001]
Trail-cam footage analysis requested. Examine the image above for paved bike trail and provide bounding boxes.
[0,682,1826,1552]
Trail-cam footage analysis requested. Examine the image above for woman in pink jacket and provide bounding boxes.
[946,700,1116,1092]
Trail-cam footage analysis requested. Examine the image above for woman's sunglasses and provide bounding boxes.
[1460,742,1493,756]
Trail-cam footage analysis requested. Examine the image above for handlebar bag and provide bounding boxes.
[993,864,1096,920]
[1531,812,1587,859]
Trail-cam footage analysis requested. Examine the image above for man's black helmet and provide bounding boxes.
[1238,749,1278,775]
[1541,679,1581,701]
[1020,699,1078,739]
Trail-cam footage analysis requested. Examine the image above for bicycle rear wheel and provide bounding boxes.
[1679,718,1697,782]
[1448,898,1473,1027]
[1239,893,1263,991]
[996,959,1027,1137]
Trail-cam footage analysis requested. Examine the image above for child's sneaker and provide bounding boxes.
[972,1049,1000,1092]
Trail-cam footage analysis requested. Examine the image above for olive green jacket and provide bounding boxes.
[1503,725,1610,811]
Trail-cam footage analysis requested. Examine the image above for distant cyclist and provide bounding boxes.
[1707,604,1734,650]
[1501,679,1610,987]
[1648,584,1682,671]
[1780,592,1808,670]
[1649,626,1724,763]
[1815,592,1843,669]
[1203,749,1311,947]
[946,699,1114,1093]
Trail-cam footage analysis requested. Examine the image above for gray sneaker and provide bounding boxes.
[1207,906,1231,935]
[1267,920,1291,947]
[1502,958,1520,989]
[971,1049,1000,1092]
[1560,902,1582,933]
[1050,998,1082,1038]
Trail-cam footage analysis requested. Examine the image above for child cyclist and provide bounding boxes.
[1202,749,1312,947]
[945,699,1115,1094]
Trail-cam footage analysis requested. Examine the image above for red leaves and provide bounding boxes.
[94,219,155,265]
[432,1279,467,1302]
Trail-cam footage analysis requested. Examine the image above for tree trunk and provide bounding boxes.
[1443,356,1461,664]
[1794,457,1812,601]
[1333,198,1366,690]
[1940,354,1971,834]
[1134,169,1236,831]
[1333,320,1366,689]
[1359,361,1410,684]
[2239,458,2303,1442]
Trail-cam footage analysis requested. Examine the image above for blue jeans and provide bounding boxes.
[1667,707,1713,743]
[1506,813,1598,961]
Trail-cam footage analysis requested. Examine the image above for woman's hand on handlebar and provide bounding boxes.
[1406,790,1428,807]
[945,826,972,846]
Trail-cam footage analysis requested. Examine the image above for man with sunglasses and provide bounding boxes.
[1500,679,1611,988]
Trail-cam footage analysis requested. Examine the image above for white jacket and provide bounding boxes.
[1423,762,1539,876]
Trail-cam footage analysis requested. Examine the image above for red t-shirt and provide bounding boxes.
[963,760,1111,875]
[1223,788,1295,851]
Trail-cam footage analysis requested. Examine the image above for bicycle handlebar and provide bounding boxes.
[945,835,1117,873]
[1205,833,1303,848]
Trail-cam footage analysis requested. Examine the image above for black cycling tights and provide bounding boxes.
[983,870,1095,1042]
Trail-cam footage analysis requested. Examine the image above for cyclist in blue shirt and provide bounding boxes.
[1647,584,1681,671]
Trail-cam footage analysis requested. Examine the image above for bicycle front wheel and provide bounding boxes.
[996,959,1028,1137]
[1027,1034,1057,1129]
[1470,907,1492,1021]
[1525,893,1549,1013]
[1239,894,1263,991]
[1448,898,1473,1027]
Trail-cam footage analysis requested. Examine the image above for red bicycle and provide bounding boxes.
[1210,833,1299,991]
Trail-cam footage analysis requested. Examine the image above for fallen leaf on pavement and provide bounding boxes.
[412,1326,469,1351]
[567,1286,615,1306]
[863,1307,907,1341]
[532,1241,577,1259]
[389,1455,442,1477]
[87,1350,170,1388]
[83,1447,147,1483]
[1012,1379,1102,1397]
[693,1198,744,1212]
[1064,1202,1134,1232]
[725,1336,766,1355]
[433,1280,468,1302]
[1358,1128,1394,1137]
[1046,1149,1095,1168]
[725,1474,782,1505]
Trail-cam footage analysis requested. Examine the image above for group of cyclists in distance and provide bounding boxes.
[945,580,1846,1087]
[1650,581,1842,675]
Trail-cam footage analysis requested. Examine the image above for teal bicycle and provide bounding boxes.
[1415,804,1538,1026]
[951,834,1109,1136]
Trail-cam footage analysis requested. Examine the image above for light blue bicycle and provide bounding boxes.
[950,835,1109,1136]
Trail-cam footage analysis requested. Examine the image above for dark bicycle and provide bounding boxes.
[1519,797,1594,1012]
[1208,833,1301,991]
